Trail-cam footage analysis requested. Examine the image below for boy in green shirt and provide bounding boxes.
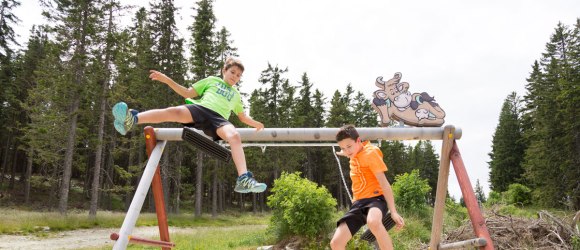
[112,58,266,193]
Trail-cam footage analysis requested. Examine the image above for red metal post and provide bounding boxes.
[144,126,171,250]
[450,141,494,250]
[110,233,175,248]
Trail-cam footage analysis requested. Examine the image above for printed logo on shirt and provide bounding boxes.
[215,82,235,101]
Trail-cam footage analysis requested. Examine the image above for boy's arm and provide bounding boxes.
[149,70,198,98]
[237,112,264,131]
[375,172,405,229]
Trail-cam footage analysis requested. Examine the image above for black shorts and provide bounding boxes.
[336,195,388,236]
[182,104,232,141]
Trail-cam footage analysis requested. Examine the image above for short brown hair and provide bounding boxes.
[336,124,359,142]
[224,57,244,72]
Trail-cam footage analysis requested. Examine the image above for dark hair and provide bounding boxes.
[223,57,245,72]
[336,124,359,142]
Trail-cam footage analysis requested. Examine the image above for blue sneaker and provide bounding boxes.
[234,172,267,193]
[112,102,138,135]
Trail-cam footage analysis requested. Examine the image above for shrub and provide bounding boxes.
[487,190,503,205]
[392,169,431,211]
[505,183,531,206]
[267,172,337,239]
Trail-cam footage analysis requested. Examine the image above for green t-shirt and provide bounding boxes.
[185,76,244,120]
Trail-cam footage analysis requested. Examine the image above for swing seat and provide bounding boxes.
[360,211,396,242]
[182,127,232,163]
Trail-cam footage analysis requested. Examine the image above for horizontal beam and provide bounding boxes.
[154,126,462,142]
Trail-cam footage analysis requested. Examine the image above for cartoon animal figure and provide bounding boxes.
[371,72,446,127]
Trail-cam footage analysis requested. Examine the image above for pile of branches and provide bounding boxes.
[444,208,580,249]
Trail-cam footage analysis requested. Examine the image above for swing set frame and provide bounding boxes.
[111,125,494,250]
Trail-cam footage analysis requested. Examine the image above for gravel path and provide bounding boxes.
[0,225,266,249]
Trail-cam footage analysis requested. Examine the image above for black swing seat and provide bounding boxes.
[360,211,396,242]
[182,127,232,163]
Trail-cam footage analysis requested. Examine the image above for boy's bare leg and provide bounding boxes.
[330,223,352,250]
[367,207,393,250]
[137,106,193,124]
[216,124,247,176]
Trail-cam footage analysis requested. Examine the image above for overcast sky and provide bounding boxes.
[15,0,580,200]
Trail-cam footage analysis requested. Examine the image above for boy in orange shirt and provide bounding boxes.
[330,125,405,250]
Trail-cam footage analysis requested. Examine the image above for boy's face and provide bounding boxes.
[223,66,243,85]
[337,138,363,158]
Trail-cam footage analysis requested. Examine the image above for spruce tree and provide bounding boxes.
[189,0,217,80]
[474,179,486,204]
[522,22,579,208]
[0,0,21,187]
[488,92,525,192]
[39,0,103,214]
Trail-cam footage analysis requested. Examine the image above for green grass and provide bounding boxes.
[0,208,270,236]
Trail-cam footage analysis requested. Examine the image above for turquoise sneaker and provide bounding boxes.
[112,102,138,135]
[234,172,267,193]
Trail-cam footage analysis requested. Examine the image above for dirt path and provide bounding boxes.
[0,225,266,249]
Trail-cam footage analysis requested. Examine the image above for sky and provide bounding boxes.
[15,0,580,200]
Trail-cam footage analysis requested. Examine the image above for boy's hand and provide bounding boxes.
[149,70,171,84]
[335,150,347,157]
[253,121,264,132]
[391,212,405,230]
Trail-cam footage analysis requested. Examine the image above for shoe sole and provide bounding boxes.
[112,102,128,135]
[234,183,267,193]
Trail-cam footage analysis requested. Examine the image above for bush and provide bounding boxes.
[487,190,503,205]
[267,172,337,239]
[392,169,431,211]
[505,183,531,206]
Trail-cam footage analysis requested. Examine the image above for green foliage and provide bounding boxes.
[522,21,580,210]
[267,172,337,239]
[505,183,532,206]
[488,92,525,192]
[571,235,580,250]
[392,170,431,211]
[487,190,503,205]
[474,179,487,204]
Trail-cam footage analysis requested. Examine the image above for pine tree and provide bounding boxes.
[352,91,377,127]
[88,0,123,218]
[258,63,288,127]
[38,0,103,214]
[488,92,525,192]
[474,179,486,204]
[0,0,21,187]
[189,0,217,80]
[14,26,49,203]
[410,140,439,204]
[522,22,579,209]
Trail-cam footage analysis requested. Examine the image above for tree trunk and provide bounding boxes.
[174,145,182,214]
[0,135,12,186]
[252,193,257,214]
[89,96,106,217]
[212,161,217,217]
[162,152,170,211]
[338,182,343,209]
[218,180,223,212]
[195,151,203,217]
[24,147,33,204]
[9,143,19,189]
[239,193,244,212]
[306,149,313,180]
[59,98,80,215]
[89,2,114,217]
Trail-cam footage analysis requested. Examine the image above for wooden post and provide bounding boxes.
[429,125,455,249]
[144,126,171,250]
[450,141,494,250]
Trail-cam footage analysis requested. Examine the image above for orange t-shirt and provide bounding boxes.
[350,141,388,201]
